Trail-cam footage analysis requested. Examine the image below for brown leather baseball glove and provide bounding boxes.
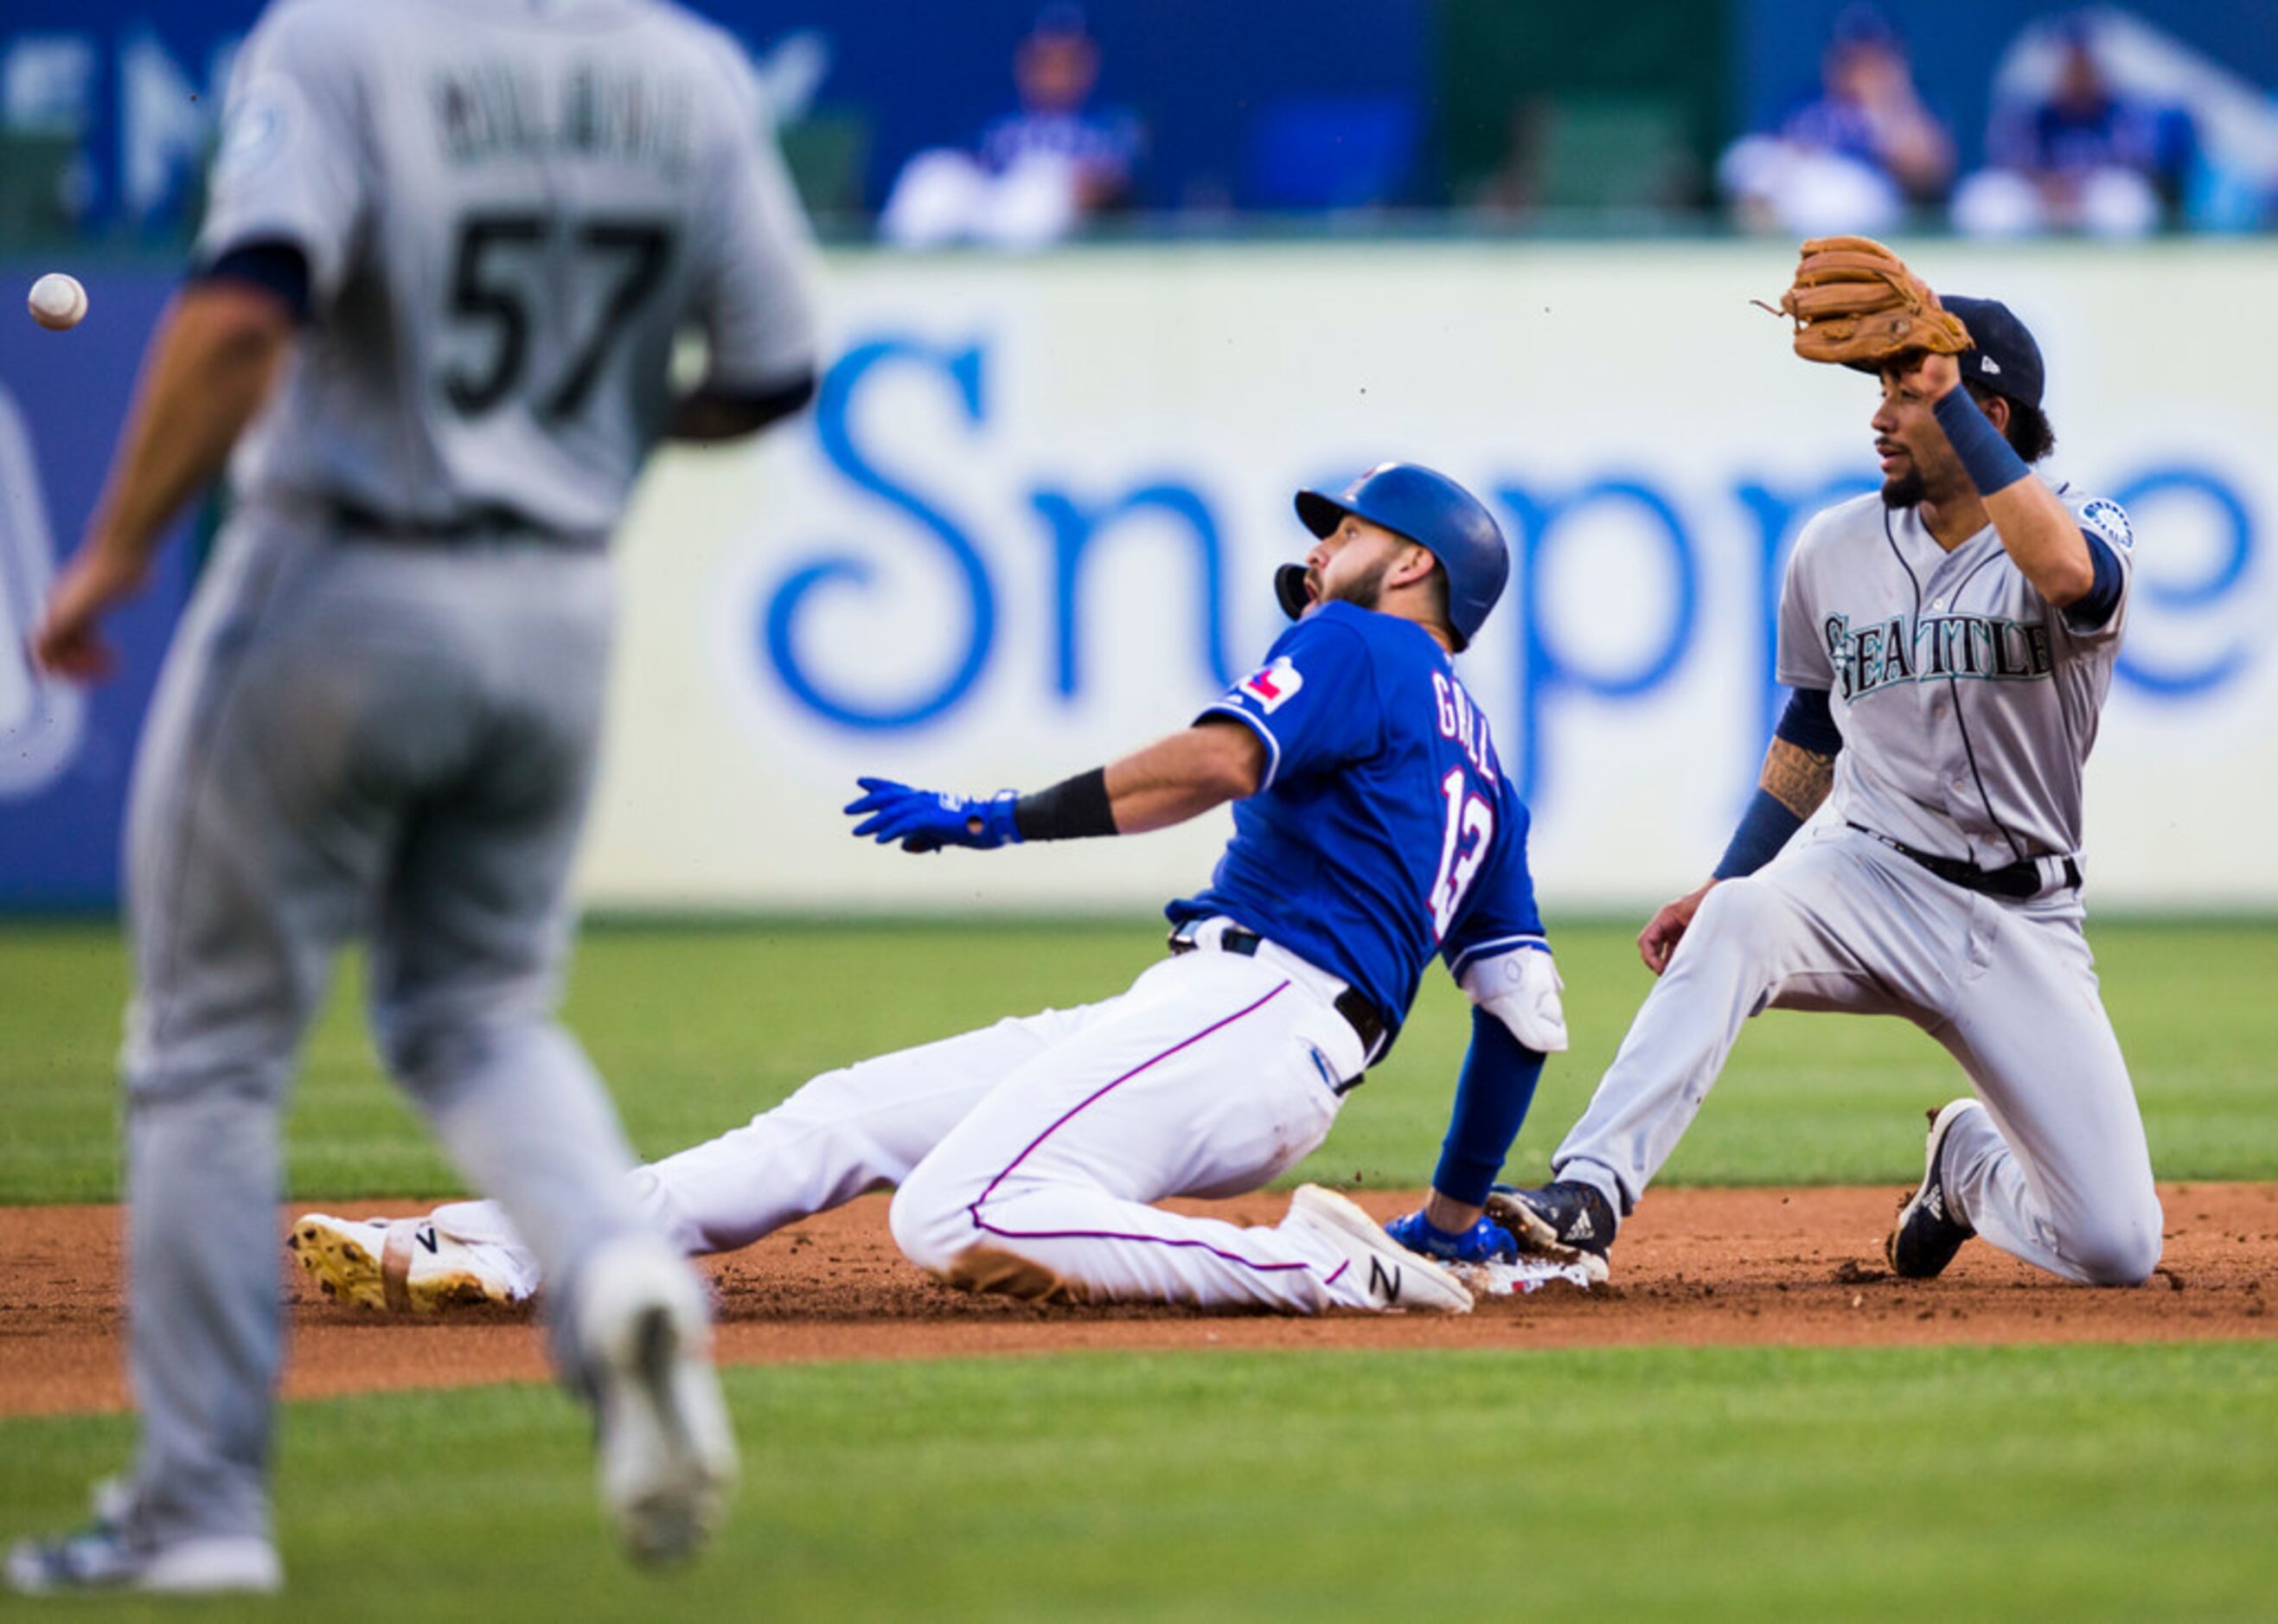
[1771,236,1974,367]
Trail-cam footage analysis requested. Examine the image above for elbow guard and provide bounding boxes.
[1459,948,1567,1054]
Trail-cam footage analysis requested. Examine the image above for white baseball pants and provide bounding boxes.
[437,934,1390,1310]
[1551,824,2161,1285]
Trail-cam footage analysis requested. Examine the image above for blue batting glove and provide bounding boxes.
[1384,1209,1520,1265]
[843,777,1023,854]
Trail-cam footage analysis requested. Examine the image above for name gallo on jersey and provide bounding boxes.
[1823,611,2055,701]
[1430,672,1500,785]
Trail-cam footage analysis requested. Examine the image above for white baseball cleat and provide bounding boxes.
[287,1214,518,1314]
[1450,1255,1607,1296]
[578,1237,739,1569]
[8,1483,280,1597]
[1285,1184,1475,1314]
[7,1529,282,1597]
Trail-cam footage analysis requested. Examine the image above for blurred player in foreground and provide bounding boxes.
[1491,241,2160,1291]
[292,463,1591,1320]
[10,0,821,1596]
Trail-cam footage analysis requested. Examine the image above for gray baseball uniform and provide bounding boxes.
[1549,485,2162,1285]
[118,0,817,1552]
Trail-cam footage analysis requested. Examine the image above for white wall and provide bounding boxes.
[576,240,2272,911]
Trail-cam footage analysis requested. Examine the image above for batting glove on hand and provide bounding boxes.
[844,777,1023,854]
[1384,1209,1520,1265]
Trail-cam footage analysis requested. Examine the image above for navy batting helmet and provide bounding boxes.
[1279,463,1510,649]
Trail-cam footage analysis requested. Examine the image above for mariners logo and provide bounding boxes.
[1239,656,1303,713]
[2080,498,2134,552]
[214,79,299,182]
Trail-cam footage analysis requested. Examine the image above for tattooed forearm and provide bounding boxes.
[1761,737,1835,819]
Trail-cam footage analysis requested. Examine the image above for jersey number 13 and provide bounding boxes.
[1430,768,1494,940]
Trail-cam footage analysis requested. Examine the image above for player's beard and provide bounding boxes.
[1321,559,1392,613]
[1879,467,1926,509]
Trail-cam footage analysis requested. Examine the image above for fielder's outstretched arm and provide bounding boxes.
[1638,689,1840,975]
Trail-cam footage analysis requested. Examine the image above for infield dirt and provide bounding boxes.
[3,1184,2271,1417]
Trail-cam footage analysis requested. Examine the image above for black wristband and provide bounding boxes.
[1014,767,1117,841]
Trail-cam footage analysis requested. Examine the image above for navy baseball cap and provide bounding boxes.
[1939,295,2045,409]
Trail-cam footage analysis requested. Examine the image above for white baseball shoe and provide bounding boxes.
[7,1528,281,1597]
[288,1214,519,1313]
[8,1484,280,1597]
[578,1236,739,1569]
[1285,1185,1475,1314]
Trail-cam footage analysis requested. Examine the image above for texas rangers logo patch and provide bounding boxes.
[2080,497,2134,552]
[1239,656,1304,713]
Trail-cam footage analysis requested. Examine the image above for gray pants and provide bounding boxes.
[1552,824,2162,1286]
[118,510,649,1547]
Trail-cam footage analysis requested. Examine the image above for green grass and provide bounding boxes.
[3,916,2275,1203]
[3,1343,2273,1621]
[4,924,2273,1617]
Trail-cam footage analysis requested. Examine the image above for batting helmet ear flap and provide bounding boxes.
[1273,564,1310,623]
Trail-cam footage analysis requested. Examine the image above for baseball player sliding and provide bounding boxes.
[11,0,822,1596]
[1492,238,2161,1289]
[291,463,1590,1320]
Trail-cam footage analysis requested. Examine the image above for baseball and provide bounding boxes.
[27,272,87,331]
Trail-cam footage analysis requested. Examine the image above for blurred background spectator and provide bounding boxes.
[979,5,1141,209]
[3,1,2278,250]
[1717,6,1954,236]
[1955,6,2278,236]
[879,5,1141,250]
[1954,16,2192,236]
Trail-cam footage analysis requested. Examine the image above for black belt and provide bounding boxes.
[326,496,593,548]
[1166,921,1392,1080]
[1847,823,2079,900]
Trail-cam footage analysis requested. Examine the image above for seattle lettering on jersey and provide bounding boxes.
[1823,611,2056,700]
[433,62,694,176]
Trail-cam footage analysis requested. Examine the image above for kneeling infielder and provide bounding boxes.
[293,463,1586,1316]
[1492,240,2162,1288]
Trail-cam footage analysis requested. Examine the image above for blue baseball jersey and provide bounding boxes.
[1168,602,1544,1032]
